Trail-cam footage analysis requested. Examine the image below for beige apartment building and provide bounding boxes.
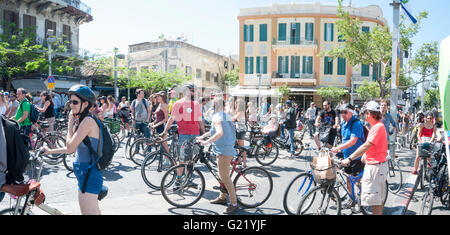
[128,40,238,91]
[237,2,387,108]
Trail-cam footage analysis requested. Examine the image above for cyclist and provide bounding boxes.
[36,91,55,132]
[42,84,103,215]
[342,101,388,215]
[314,100,339,149]
[130,89,151,140]
[331,103,365,209]
[151,91,169,153]
[197,95,238,214]
[380,99,398,143]
[162,83,205,187]
[305,102,317,137]
[232,98,247,168]
[411,112,436,175]
[284,100,297,158]
[15,88,32,148]
[118,96,131,136]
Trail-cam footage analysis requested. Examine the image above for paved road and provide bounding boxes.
[1,135,449,215]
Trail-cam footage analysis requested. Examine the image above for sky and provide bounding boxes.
[79,0,450,57]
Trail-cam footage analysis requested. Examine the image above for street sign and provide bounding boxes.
[47,75,55,90]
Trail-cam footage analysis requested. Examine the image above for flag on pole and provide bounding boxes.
[438,36,450,183]
[400,0,417,24]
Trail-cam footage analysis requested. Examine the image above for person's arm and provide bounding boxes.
[331,137,358,153]
[146,100,151,123]
[343,141,373,165]
[199,116,223,146]
[431,125,437,142]
[44,116,95,154]
[17,109,29,124]
[36,101,50,112]
[315,115,321,127]
[417,123,423,143]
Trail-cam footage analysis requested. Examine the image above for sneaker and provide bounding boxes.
[223,204,239,214]
[210,197,228,205]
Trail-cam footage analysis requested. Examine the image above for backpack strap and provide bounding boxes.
[349,117,365,142]
[81,114,103,194]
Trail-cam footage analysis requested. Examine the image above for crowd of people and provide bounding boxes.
[0,84,448,215]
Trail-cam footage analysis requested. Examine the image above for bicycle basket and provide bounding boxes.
[318,125,332,143]
[311,151,336,185]
[104,119,121,134]
[418,143,432,158]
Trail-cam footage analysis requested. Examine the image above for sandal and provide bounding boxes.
[223,204,239,214]
[210,197,228,205]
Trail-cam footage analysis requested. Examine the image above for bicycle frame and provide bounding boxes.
[335,169,364,203]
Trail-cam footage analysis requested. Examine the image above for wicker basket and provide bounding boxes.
[104,119,121,134]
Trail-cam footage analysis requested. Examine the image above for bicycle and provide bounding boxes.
[141,134,178,190]
[31,121,66,166]
[160,138,273,209]
[417,142,435,190]
[386,143,403,194]
[420,141,448,214]
[0,149,108,215]
[296,155,389,215]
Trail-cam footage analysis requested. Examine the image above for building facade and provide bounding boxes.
[237,2,387,108]
[0,0,93,92]
[128,40,238,90]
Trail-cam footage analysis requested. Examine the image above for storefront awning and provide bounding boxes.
[289,87,318,93]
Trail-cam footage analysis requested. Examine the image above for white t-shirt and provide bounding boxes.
[306,107,316,120]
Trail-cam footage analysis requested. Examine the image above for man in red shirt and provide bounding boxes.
[163,83,205,187]
[342,101,388,215]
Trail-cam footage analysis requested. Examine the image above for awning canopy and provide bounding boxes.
[289,87,318,93]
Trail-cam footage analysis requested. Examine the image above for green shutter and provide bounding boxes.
[338,57,346,75]
[263,56,268,74]
[279,23,286,41]
[245,57,248,74]
[250,25,254,42]
[308,56,313,74]
[256,56,260,74]
[325,57,333,75]
[362,26,370,33]
[302,56,306,74]
[361,64,370,76]
[278,56,282,74]
[250,57,254,74]
[244,25,247,42]
[306,23,314,41]
[324,23,327,41]
[285,56,289,73]
[260,24,267,42]
[330,23,334,41]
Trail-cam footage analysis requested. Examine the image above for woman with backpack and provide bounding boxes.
[42,84,103,215]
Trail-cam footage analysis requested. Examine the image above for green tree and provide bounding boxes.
[317,86,348,106]
[355,80,381,101]
[0,24,82,91]
[424,88,440,110]
[119,68,190,94]
[278,84,290,102]
[222,68,239,87]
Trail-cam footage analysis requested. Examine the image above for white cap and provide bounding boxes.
[365,101,380,112]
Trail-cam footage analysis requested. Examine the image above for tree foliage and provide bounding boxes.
[317,86,348,105]
[355,80,381,101]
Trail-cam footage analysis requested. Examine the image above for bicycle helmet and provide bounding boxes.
[183,82,196,90]
[68,84,96,105]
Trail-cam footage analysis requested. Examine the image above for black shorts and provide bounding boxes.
[344,158,365,176]
[236,131,246,140]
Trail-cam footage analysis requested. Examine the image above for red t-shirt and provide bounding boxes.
[364,121,387,164]
[171,98,202,135]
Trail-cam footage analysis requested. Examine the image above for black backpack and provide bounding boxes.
[1,117,30,184]
[83,114,114,170]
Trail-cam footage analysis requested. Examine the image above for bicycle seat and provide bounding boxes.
[238,145,252,153]
[0,182,41,197]
[98,185,108,201]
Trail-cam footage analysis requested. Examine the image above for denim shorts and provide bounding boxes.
[177,134,198,162]
[73,162,103,195]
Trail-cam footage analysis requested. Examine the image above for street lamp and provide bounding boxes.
[113,47,125,101]
[47,29,57,80]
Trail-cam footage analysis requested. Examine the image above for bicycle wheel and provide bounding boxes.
[112,133,120,153]
[254,143,278,166]
[282,172,315,215]
[40,134,66,165]
[141,151,176,190]
[129,137,155,166]
[296,185,341,215]
[420,187,435,215]
[160,164,205,208]
[233,166,273,208]
[0,208,15,215]
[63,153,76,172]
[387,159,403,193]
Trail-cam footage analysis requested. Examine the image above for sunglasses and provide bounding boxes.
[69,100,80,105]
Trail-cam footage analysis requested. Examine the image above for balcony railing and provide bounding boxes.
[272,71,317,85]
[60,0,91,15]
[272,37,317,47]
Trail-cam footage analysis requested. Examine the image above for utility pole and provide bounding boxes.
[390,0,401,156]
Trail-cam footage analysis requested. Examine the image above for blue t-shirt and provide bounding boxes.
[341,116,365,160]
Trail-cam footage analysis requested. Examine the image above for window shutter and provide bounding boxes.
[256,56,260,74]
[244,25,247,42]
[260,24,267,42]
[278,56,282,74]
[263,56,268,74]
[250,25,254,42]
[279,23,286,41]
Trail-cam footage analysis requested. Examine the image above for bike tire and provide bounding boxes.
[296,185,341,215]
[63,153,76,172]
[420,187,435,215]
[141,152,176,190]
[160,164,205,208]
[40,134,66,165]
[233,166,273,208]
[387,159,403,194]
[282,172,315,215]
[254,143,279,166]
[129,137,156,166]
